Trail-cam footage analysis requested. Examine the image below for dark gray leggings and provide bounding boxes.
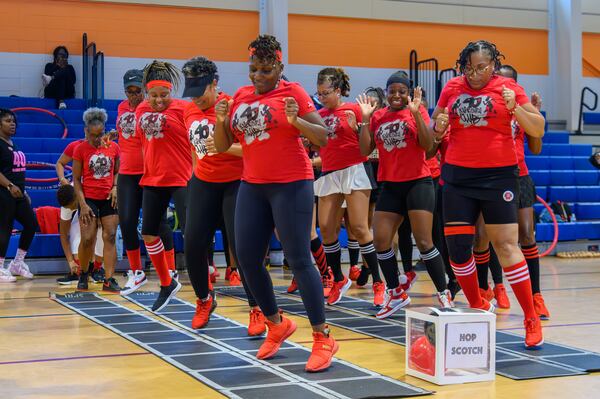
[235,180,325,326]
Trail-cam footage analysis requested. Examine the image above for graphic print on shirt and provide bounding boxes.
[118,112,136,139]
[322,115,340,139]
[12,150,26,172]
[376,120,408,152]
[231,101,273,144]
[511,119,519,140]
[189,118,214,159]
[139,112,167,140]
[88,154,112,179]
[451,94,494,127]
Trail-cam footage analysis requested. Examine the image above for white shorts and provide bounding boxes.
[69,211,104,257]
[314,163,372,197]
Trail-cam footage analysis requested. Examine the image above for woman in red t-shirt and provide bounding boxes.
[432,40,545,348]
[358,72,452,320]
[116,69,174,296]
[313,68,384,307]
[72,108,120,292]
[180,56,263,334]
[213,35,337,373]
[136,61,191,312]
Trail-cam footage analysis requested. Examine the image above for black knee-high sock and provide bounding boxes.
[521,243,541,294]
[398,221,413,273]
[347,239,360,266]
[489,246,503,285]
[310,237,329,276]
[377,248,400,289]
[421,247,448,292]
[360,241,382,283]
[473,248,490,290]
[323,240,343,282]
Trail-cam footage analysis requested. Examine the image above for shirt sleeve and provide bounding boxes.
[60,207,73,221]
[419,105,431,125]
[63,141,75,158]
[44,63,54,76]
[72,144,82,162]
[292,84,317,117]
[351,103,363,124]
[436,81,454,109]
[509,80,530,106]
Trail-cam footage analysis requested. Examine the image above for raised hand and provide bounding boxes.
[345,110,358,132]
[215,99,233,123]
[283,97,299,125]
[407,86,423,114]
[502,85,516,111]
[357,93,377,120]
[435,107,449,134]
[531,92,542,111]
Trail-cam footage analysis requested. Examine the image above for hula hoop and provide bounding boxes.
[536,194,559,257]
[25,161,72,183]
[11,107,69,138]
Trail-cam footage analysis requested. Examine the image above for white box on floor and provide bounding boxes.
[405,307,496,385]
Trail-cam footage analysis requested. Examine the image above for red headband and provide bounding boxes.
[146,80,173,90]
[249,48,283,62]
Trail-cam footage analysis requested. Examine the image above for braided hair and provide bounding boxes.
[317,67,351,97]
[248,35,282,65]
[182,56,218,81]
[142,60,181,91]
[364,87,387,109]
[499,64,518,82]
[456,40,504,75]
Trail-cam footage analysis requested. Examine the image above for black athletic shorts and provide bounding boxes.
[84,198,117,218]
[369,160,382,204]
[518,174,536,209]
[442,164,519,225]
[376,177,435,215]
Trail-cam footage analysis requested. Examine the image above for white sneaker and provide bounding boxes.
[437,289,454,309]
[8,261,33,279]
[58,101,67,110]
[0,267,17,283]
[120,270,147,295]
[376,287,411,319]
[170,270,179,281]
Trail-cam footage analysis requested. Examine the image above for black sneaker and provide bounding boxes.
[102,277,121,293]
[91,268,106,284]
[448,279,462,301]
[77,271,89,291]
[151,278,182,312]
[57,272,79,285]
[356,267,371,287]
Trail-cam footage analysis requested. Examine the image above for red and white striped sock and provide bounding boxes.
[450,256,484,308]
[504,259,537,319]
[145,238,172,287]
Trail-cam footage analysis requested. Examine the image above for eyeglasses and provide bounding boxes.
[464,63,492,76]
[317,89,335,98]
[126,89,142,96]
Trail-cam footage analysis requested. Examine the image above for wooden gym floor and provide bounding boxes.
[1,256,600,399]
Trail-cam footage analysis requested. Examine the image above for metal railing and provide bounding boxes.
[409,50,456,105]
[576,87,598,134]
[82,33,104,107]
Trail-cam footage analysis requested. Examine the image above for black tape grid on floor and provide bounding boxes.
[216,286,598,381]
[50,290,430,399]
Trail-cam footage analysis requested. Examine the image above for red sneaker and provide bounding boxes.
[209,266,217,283]
[376,286,410,319]
[256,314,297,360]
[248,308,266,336]
[533,293,550,320]
[327,276,352,305]
[305,328,339,372]
[373,281,385,307]
[348,265,361,281]
[493,284,511,309]
[480,286,494,302]
[322,272,333,298]
[191,295,217,329]
[287,278,298,294]
[400,270,417,292]
[524,317,544,349]
[224,266,232,281]
[472,298,495,313]
[229,270,241,286]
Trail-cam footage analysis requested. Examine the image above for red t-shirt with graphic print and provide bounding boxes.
[436,75,529,168]
[63,139,85,158]
[512,120,529,176]
[427,156,441,179]
[73,141,120,200]
[135,99,192,187]
[117,100,144,175]
[230,80,316,183]
[184,93,243,183]
[318,103,366,172]
[370,105,431,182]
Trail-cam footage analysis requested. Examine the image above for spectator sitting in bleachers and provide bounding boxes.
[589,151,600,169]
[56,185,105,285]
[43,46,76,110]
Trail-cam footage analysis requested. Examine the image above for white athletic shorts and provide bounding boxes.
[69,210,104,257]
[314,163,372,197]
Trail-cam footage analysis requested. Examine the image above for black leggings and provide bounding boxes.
[0,191,38,257]
[184,176,255,305]
[141,186,187,236]
[235,180,325,326]
[117,174,173,251]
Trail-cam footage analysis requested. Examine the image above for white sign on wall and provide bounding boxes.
[445,322,489,369]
